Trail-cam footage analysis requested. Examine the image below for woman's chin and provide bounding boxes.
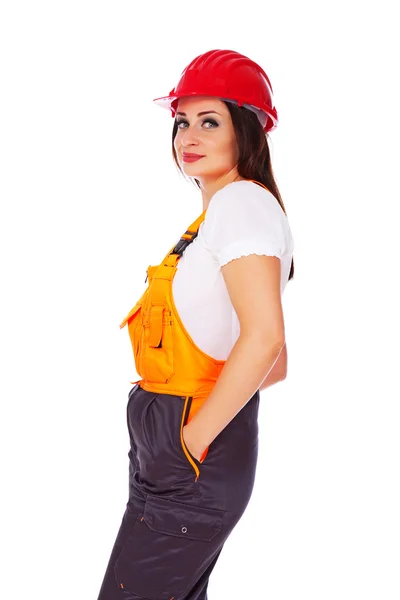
[182,166,205,177]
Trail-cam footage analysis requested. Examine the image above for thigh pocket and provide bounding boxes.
[140,304,174,383]
[114,495,224,599]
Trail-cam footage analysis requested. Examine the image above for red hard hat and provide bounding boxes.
[153,49,279,133]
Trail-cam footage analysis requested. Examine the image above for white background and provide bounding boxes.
[1,1,399,599]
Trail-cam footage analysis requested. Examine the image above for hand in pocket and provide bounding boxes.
[182,424,207,463]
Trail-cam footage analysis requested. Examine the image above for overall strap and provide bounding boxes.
[169,209,207,258]
[145,209,208,324]
[161,208,207,266]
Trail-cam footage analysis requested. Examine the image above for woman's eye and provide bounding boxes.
[176,118,218,129]
[203,118,218,128]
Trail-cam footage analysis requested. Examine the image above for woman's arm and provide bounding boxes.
[259,341,287,391]
[183,253,286,461]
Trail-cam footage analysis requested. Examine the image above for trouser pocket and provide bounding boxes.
[179,396,201,481]
[114,494,224,599]
[178,396,211,483]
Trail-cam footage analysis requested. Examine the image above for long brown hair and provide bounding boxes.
[172,101,294,281]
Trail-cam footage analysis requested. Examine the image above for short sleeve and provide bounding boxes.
[201,181,292,267]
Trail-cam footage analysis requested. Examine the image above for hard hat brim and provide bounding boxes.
[152,96,176,109]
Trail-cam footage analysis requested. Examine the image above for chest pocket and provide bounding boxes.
[120,297,175,384]
[141,302,174,383]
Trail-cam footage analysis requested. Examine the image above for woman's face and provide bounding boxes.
[173,96,240,182]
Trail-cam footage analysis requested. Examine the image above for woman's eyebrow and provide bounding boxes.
[176,110,221,117]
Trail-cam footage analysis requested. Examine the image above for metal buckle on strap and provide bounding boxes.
[170,230,199,256]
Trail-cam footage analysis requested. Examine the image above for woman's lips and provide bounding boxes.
[182,154,205,163]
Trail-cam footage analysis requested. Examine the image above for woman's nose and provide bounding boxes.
[180,127,200,147]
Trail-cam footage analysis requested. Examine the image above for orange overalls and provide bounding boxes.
[97,180,267,600]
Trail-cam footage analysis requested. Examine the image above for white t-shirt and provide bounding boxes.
[172,180,295,361]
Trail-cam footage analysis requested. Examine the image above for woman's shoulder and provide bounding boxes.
[208,179,286,220]
[203,179,294,258]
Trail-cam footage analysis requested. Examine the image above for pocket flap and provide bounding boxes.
[143,495,223,542]
[119,301,142,329]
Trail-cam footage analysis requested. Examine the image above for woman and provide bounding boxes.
[97,49,295,600]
